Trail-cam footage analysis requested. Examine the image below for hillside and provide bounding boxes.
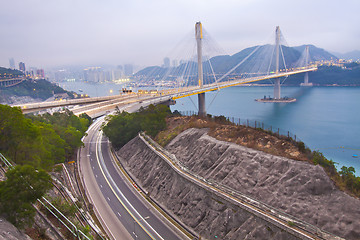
[117,123,360,239]
[333,50,360,61]
[0,74,75,104]
[293,45,338,61]
[135,44,336,81]
[0,67,24,78]
[285,63,360,86]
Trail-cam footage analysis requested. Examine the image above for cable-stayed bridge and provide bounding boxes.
[14,23,317,117]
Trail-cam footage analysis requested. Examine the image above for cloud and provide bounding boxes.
[0,0,359,68]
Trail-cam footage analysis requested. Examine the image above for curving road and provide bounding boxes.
[79,104,185,240]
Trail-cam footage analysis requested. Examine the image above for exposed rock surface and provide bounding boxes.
[0,217,32,240]
[118,136,300,239]
[166,128,360,239]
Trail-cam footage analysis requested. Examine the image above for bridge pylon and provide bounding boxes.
[195,22,206,116]
[301,45,313,87]
[274,26,281,99]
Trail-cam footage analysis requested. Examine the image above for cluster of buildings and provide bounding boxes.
[52,64,134,83]
[162,57,182,68]
[8,57,135,84]
[8,58,45,79]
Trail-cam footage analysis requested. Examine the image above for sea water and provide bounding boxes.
[60,81,360,175]
[171,86,360,175]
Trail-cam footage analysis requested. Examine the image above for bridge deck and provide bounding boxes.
[15,66,317,116]
[169,67,317,100]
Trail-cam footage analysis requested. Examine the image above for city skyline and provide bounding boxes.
[1,0,359,69]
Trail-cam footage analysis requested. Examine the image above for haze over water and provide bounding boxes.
[61,82,360,175]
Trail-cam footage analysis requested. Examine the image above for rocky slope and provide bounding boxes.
[118,136,300,240]
[0,217,31,240]
[117,127,360,239]
[166,128,360,239]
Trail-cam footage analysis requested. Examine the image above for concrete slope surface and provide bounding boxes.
[118,135,302,239]
[165,128,360,239]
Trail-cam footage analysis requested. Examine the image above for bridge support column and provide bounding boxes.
[301,46,313,87]
[195,22,206,116]
[198,93,206,117]
[273,26,281,100]
[274,78,281,99]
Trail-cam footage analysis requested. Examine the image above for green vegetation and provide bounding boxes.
[0,105,91,169]
[286,64,360,86]
[0,165,52,228]
[287,221,296,227]
[310,150,360,196]
[0,104,92,228]
[339,166,360,194]
[0,67,23,78]
[0,79,74,101]
[103,104,171,149]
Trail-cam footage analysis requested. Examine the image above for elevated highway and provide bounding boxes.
[14,66,316,118]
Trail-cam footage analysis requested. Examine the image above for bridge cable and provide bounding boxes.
[216,45,262,83]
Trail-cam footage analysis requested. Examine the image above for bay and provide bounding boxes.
[171,86,360,175]
[60,81,360,175]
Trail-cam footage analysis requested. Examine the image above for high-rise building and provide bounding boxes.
[124,64,133,77]
[83,67,104,82]
[19,62,26,72]
[36,69,45,78]
[9,58,15,69]
[163,57,170,68]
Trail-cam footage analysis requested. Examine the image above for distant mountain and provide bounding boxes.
[135,44,338,81]
[210,44,301,74]
[332,50,360,61]
[293,45,338,62]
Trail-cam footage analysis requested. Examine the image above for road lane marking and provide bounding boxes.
[95,131,162,240]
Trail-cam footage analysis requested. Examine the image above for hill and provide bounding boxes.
[0,67,24,78]
[135,44,337,83]
[293,45,338,61]
[285,63,360,86]
[333,50,360,61]
[116,116,360,239]
[0,67,75,104]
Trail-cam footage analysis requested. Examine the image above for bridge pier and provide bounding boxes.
[300,46,313,86]
[274,26,281,100]
[274,78,281,99]
[198,93,206,116]
[195,22,206,116]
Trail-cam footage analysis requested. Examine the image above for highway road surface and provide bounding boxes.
[79,104,185,240]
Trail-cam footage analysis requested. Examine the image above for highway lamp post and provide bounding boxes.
[133,216,150,239]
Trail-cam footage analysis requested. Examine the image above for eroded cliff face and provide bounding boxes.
[117,128,360,239]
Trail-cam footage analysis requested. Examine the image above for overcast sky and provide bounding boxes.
[1,0,359,69]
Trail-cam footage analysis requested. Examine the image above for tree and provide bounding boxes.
[103,104,171,149]
[0,165,52,228]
